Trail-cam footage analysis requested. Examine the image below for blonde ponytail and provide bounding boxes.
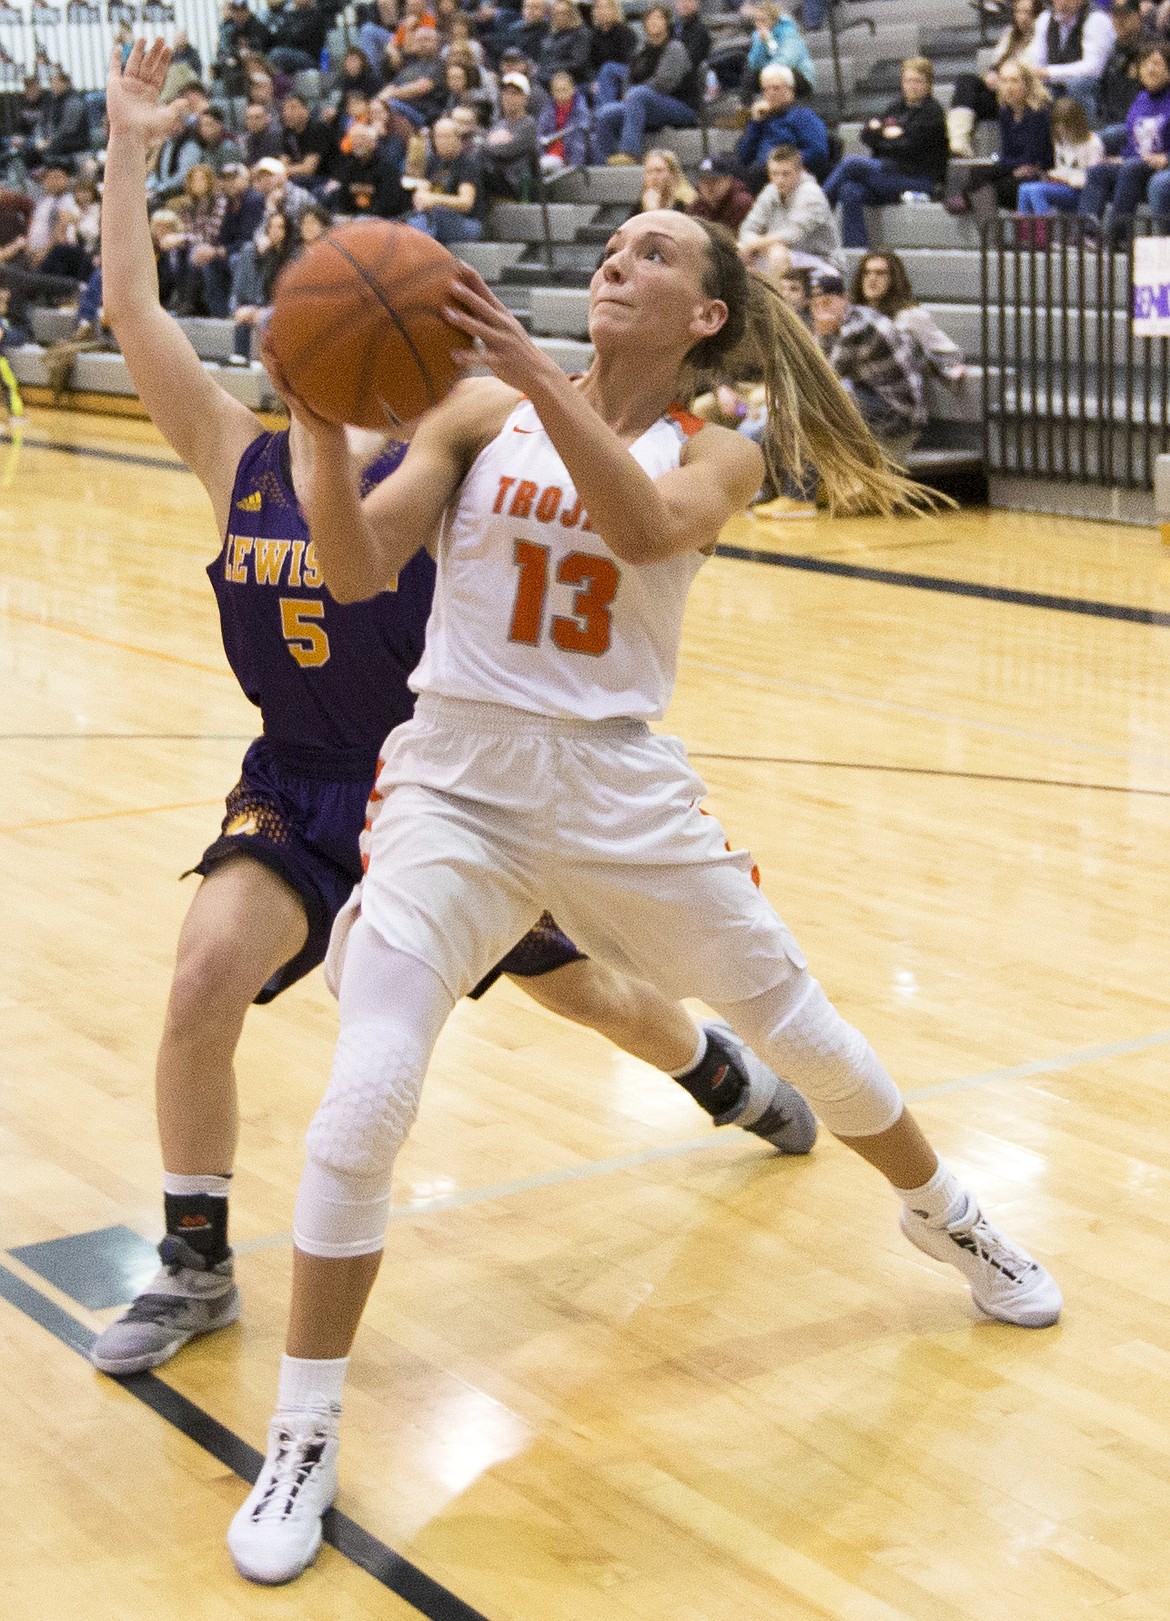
[689,222,942,518]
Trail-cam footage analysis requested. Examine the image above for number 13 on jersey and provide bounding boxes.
[508,540,620,657]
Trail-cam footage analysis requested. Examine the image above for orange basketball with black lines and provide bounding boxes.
[265,219,465,430]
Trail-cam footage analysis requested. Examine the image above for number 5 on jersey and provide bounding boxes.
[280,598,330,667]
[508,540,619,657]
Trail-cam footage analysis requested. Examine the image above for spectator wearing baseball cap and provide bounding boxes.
[808,268,926,462]
[690,154,756,230]
[482,73,541,199]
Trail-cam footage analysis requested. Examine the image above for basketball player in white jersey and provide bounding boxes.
[228,209,1061,1583]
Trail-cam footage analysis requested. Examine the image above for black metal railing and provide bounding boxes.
[980,210,1170,490]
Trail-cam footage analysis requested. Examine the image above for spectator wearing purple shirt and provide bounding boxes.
[1079,42,1170,234]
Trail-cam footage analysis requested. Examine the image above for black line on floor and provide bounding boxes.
[713,544,1170,628]
[0,1259,492,1620]
[0,429,190,473]
[687,753,1170,797]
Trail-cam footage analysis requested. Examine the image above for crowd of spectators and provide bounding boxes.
[9,0,1161,463]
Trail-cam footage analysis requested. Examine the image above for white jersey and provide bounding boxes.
[410,397,708,721]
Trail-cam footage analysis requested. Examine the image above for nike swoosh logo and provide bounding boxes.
[512,426,536,433]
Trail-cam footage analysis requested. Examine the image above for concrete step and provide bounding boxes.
[545,166,646,205]
[840,246,1132,306]
[489,202,599,243]
[453,240,527,282]
[7,345,276,408]
[863,202,981,250]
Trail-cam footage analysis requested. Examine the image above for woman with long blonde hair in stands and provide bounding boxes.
[228,200,1061,1583]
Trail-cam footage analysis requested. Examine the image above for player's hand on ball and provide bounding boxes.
[106,38,176,143]
[444,263,545,393]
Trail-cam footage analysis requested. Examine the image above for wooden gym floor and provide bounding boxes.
[4,407,1170,1620]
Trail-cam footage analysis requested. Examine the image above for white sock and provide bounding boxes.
[162,1172,232,1197]
[895,1160,970,1229]
[669,1027,708,1079]
[277,1353,349,1415]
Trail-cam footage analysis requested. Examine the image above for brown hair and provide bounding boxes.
[1049,94,1091,144]
[849,250,915,317]
[689,222,932,513]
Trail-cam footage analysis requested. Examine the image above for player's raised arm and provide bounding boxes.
[101,39,259,533]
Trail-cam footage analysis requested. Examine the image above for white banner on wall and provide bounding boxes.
[1133,235,1170,336]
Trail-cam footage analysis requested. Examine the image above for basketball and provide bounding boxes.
[264,219,466,430]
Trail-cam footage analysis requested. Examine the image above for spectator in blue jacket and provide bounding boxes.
[735,62,830,185]
[1080,42,1170,235]
[743,1,816,101]
[536,69,593,169]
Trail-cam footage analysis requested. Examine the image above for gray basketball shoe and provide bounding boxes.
[702,1020,818,1154]
[90,1235,240,1374]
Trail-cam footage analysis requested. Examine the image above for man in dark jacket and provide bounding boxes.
[734,62,830,183]
[38,70,90,163]
[267,0,330,76]
[1099,1,1145,136]
[535,0,592,87]
[328,119,408,217]
[822,56,948,246]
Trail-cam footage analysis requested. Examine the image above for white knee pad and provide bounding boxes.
[725,972,904,1139]
[293,1020,430,1258]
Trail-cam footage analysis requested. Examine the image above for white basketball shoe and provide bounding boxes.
[228,1407,340,1584]
[900,1198,1062,1328]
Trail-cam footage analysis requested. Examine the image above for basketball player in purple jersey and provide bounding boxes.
[90,40,816,1376]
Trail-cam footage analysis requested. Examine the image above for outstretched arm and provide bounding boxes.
[102,39,260,536]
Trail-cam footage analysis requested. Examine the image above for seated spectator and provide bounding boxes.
[171,162,226,314]
[1016,94,1103,214]
[776,261,812,322]
[280,91,337,187]
[34,204,90,281]
[194,105,245,175]
[1079,41,1170,235]
[442,58,497,127]
[329,46,383,108]
[38,69,89,164]
[588,0,638,109]
[738,144,841,268]
[27,161,75,262]
[508,0,553,67]
[407,115,487,242]
[357,0,404,76]
[149,208,185,311]
[946,60,1052,215]
[241,100,285,165]
[822,57,948,249]
[690,153,756,230]
[674,0,712,97]
[1099,1,1146,142]
[188,160,266,317]
[634,147,696,213]
[1032,0,1115,120]
[381,25,449,131]
[734,62,830,187]
[536,70,593,170]
[215,0,272,98]
[594,5,699,164]
[501,47,552,118]
[809,268,925,463]
[445,14,491,72]
[536,1,592,86]
[246,67,278,114]
[4,76,48,168]
[327,121,409,216]
[850,250,966,390]
[743,2,815,101]
[482,72,540,197]
[171,29,203,81]
[229,206,299,362]
[948,0,1039,157]
[70,175,101,258]
[266,0,330,77]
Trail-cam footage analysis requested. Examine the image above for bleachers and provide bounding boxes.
[4,0,1155,510]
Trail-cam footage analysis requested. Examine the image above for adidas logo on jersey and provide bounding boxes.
[236,491,263,512]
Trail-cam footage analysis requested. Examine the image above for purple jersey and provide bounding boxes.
[208,430,435,780]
